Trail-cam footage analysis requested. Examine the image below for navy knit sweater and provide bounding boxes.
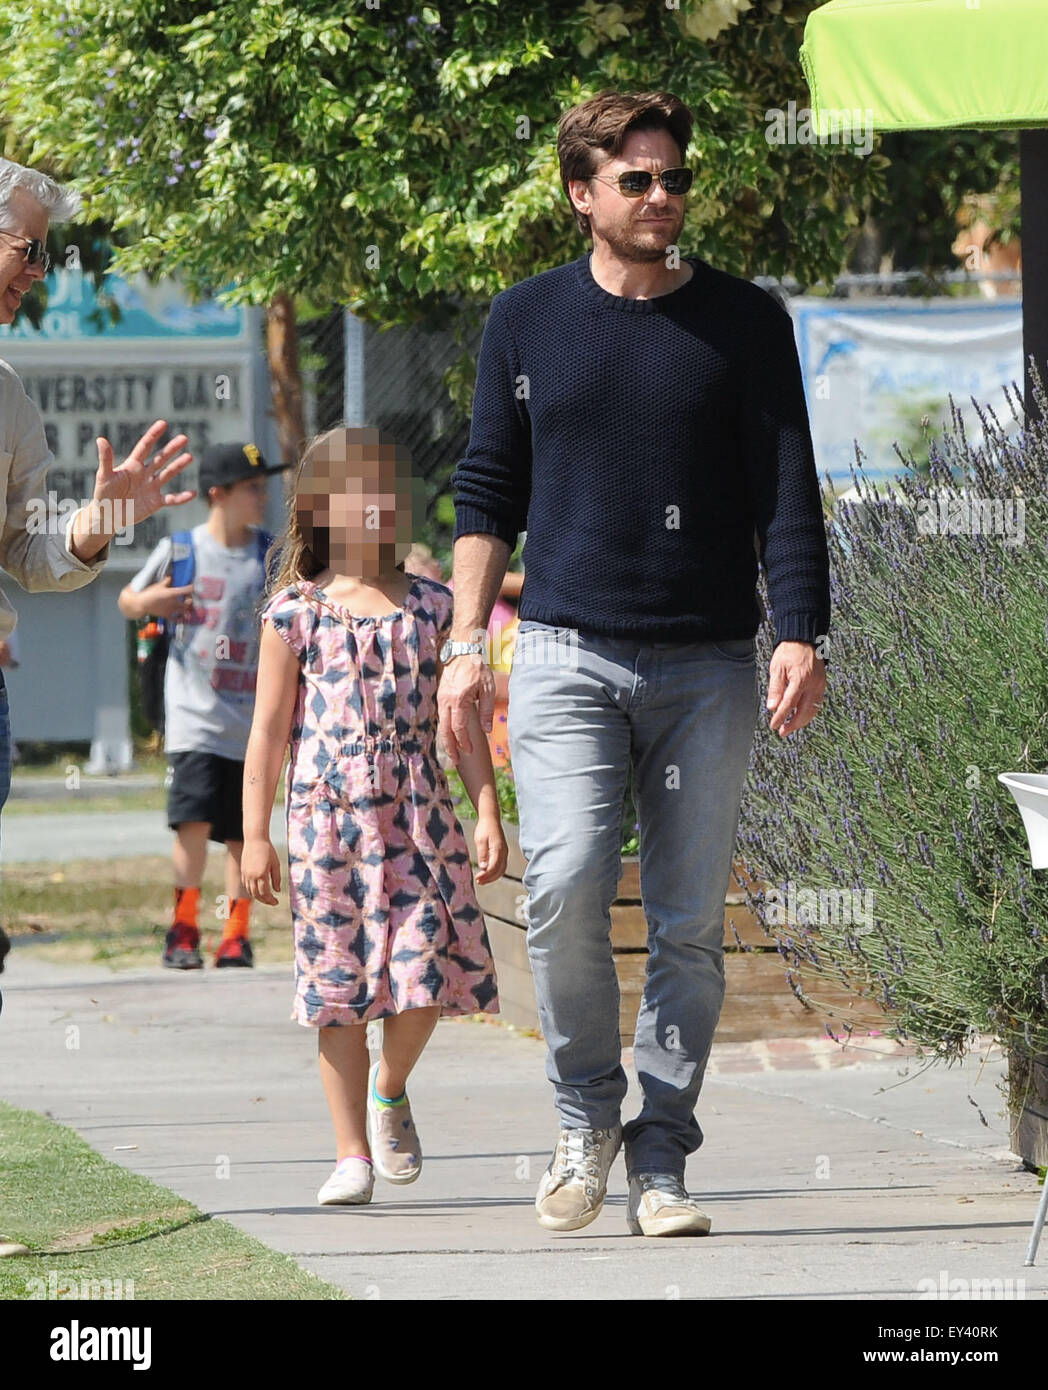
[452,251,831,647]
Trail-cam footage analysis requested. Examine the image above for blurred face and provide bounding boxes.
[297,430,417,578]
[0,187,49,326]
[570,127,688,265]
[218,474,268,525]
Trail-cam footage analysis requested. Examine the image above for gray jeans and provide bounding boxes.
[507,621,759,1176]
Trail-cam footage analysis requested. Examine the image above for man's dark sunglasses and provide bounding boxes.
[588,166,694,198]
[0,229,52,273]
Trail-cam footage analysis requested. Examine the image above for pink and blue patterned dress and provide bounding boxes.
[259,573,499,1027]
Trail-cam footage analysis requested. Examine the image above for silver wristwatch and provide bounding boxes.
[439,639,486,663]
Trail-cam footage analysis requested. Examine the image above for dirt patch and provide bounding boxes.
[46,1206,197,1252]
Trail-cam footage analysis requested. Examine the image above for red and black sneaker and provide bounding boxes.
[163,922,203,970]
[214,935,254,969]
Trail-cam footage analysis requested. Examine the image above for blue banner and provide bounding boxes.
[0,268,244,342]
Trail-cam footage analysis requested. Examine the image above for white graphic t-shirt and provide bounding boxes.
[129,523,270,760]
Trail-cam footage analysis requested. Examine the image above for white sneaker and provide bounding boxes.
[626,1172,712,1236]
[317,1157,374,1205]
[366,1061,423,1184]
[535,1125,622,1231]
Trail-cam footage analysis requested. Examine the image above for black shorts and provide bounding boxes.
[166,751,246,844]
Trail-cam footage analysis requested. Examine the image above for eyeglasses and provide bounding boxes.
[587,166,693,198]
[0,229,52,273]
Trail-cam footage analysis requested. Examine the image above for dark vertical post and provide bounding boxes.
[1021,129,1048,423]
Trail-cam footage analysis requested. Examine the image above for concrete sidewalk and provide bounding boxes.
[1,770,287,863]
[0,806,287,862]
[2,952,1045,1300]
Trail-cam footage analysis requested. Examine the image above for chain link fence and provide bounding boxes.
[294,271,1022,572]
[298,308,506,573]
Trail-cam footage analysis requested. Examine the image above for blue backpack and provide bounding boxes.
[138,527,276,734]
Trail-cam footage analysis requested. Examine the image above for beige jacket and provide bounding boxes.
[0,356,109,639]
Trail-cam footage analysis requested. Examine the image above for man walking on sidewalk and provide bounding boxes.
[440,91,830,1237]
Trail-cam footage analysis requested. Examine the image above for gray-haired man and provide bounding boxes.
[0,157,196,996]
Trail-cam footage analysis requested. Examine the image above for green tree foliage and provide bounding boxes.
[875,130,1019,277]
[0,0,890,342]
[0,3,1018,418]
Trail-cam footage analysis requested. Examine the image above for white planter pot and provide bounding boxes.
[998,773,1048,869]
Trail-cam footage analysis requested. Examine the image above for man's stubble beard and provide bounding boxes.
[592,210,685,264]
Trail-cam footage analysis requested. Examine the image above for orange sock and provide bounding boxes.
[174,885,200,927]
[222,896,252,941]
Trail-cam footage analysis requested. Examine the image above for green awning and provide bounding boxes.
[800,0,1048,133]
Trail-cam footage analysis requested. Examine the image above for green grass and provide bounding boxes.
[3,788,170,817]
[6,745,167,779]
[5,745,167,817]
[0,1102,347,1300]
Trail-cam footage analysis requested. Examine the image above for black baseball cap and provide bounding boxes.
[198,441,290,494]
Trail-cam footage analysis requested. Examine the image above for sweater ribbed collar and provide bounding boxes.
[575,250,703,313]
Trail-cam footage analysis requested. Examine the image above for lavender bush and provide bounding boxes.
[738,370,1048,1096]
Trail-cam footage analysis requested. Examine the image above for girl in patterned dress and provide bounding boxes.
[241,426,507,1207]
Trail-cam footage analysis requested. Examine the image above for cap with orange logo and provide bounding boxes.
[198,441,291,494]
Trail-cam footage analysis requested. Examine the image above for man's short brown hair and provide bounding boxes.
[557,90,694,240]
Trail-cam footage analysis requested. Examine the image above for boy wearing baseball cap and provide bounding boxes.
[118,442,289,969]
